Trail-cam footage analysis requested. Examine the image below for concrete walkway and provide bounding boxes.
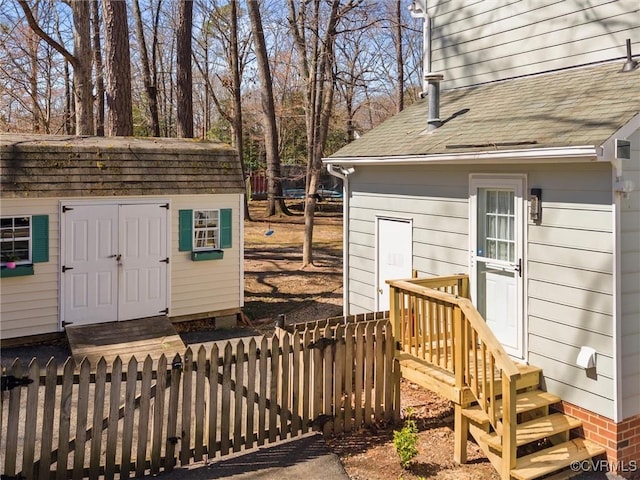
[146,433,349,479]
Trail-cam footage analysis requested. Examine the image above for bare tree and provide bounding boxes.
[132,0,160,136]
[18,0,94,135]
[176,0,194,137]
[288,0,357,266]
[247,0,289,217]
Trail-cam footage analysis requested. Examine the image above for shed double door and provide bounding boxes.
[61,203,168,326]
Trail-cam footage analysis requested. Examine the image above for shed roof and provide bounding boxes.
[329,61,639,160]
[0,134,245,198]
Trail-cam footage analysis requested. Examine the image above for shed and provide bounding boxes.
[1,134,246,341]
[324,60,639,470]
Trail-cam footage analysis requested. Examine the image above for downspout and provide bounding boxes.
[327,163,354,316]
[409,0,432,93]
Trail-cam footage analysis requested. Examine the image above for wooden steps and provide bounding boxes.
[65,316,186,366]
[510,439,606,480]
[462,389,561,426]
[401,354,607,480]
[484,413,582,451]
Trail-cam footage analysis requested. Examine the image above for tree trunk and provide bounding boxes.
[102,0,134,136]
[288,0,343,266]
[133,0,160,136]
[395,0,404,113]
[71,0,94,135]
[248,0,289,217]
[230,0,251,220]
[91,0,105,136]
[176,0,194,138]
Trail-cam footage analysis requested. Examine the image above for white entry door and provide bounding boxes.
[62,203,168,326]
[376,218,412,311]
[470,176,525,359]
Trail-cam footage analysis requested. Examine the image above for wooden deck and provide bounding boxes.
[65,316,186,366]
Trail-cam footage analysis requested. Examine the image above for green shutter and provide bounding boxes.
[220,208,232,248]
[179,210,193,251]
[31,215,49,263]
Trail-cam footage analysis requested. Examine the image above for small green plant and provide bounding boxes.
[393,407,419,468]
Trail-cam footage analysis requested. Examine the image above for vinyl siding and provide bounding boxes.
[0,194,243,340]
[170,195,243,318]
[0,199,60,339]
[427,0,639,89]
[346,161,617,417]
[620,129,640,419]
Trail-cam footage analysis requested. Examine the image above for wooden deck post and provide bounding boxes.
[389,284,401,353]
[453,306,468,464]
[500,372,517,480]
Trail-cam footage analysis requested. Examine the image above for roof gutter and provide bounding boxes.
[324,145,600,166]
[326,163,355,316]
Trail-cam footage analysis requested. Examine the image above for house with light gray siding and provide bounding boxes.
[1,135,245,342]
[325,0,639,469]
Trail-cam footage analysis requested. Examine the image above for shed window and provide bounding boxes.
[194,210,220,250]
[1,216,31,265]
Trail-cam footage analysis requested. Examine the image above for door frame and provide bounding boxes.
[375,216,413,312]
[469,174,528,361]
[59,198,171,329]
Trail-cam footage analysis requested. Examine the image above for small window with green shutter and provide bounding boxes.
[179,208,232,259]
[1,214,48,277]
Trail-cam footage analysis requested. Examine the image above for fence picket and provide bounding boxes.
[280,334,290,440]
[4,359,22,478]
[220,343,232,455]
[290,331,301,436]
[233,340,245,452]
[322,326,334,436]
[165,354,182,472]
[207,344,219,458]
[180,348,193,466]
[344,324,355,432]
[21,359,40,479]
[364,323,375,426]
[301,329,312,434]
[334,325,345,435]
[257,336,268,446]
[268,335,280,443]
[246,338,257,449]
[354,323,364,429]
[72,359,91,479]
[120,357,138,479]
[150,355,167,475]
[38,358,58,480]
[384,322,394,421]
[105,357,122,480]
[312,326,322,428]
[56,358,75,480]
[374,322,385,421]
[194,347,207,462]
[136,356,153,477]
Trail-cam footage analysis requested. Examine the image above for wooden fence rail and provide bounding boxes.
[1,319,399,479]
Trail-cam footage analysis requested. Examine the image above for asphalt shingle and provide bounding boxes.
[331,61,639,158]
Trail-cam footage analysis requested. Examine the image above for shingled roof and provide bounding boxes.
[0,134,245,198]
[329,61,639,159]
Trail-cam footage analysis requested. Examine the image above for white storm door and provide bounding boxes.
[470,177,525,359]
[376,218,412,311]
[62,205,119,326]
[118,204,168,321]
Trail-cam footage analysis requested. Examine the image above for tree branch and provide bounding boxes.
[17,0,77,68]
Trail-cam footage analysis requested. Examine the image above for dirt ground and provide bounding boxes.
[244,201,499,480]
